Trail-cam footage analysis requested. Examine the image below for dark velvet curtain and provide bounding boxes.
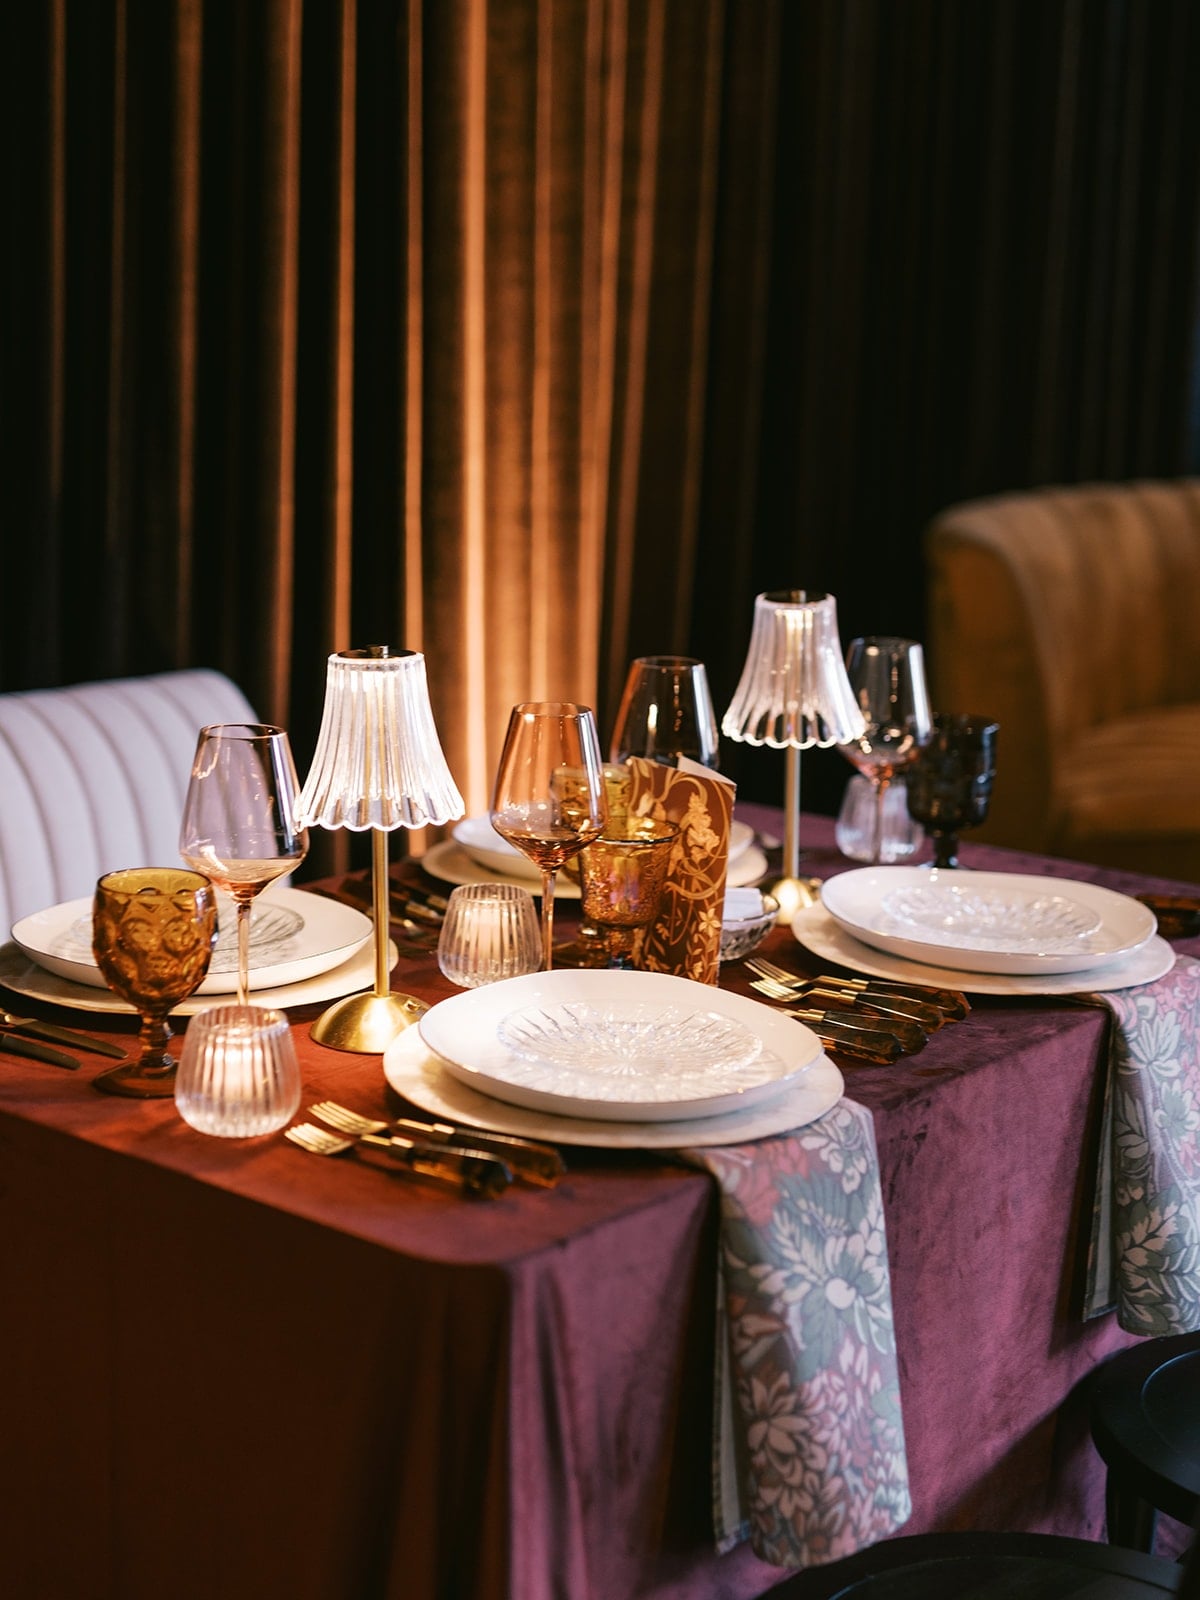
[3,0,1199,830]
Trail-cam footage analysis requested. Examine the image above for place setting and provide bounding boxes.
[378,692,846,1150]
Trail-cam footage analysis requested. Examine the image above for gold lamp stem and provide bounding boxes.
[783,745,801,881]
[371,828,391,995]
[309,827,429,1053]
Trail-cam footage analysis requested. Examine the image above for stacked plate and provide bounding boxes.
[2,888,375,1014]
[383,967,844,1149]
[420,814,768,899]
[795,866,1172,997]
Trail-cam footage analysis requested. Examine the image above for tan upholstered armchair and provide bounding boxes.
[924,480,1200,885]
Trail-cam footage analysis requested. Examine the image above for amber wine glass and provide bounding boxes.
[92,868,219,1097]
[490,703,607,971]
[178,724,309,1004]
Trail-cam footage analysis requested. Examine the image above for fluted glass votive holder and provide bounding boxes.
[437,883,543,988]
[174,1004,302,1138]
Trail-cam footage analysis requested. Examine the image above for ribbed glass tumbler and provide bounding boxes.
[175,1004,302,1138]
[437,883,543,988]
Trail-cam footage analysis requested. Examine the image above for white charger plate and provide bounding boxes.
[383,1024,844,1148]
[423,836,768,899]
[0,931,395,1017]
[417,967,822,1122]
[452,813,756,882]
[10,887,371,996]
[792,903,1175,996]
[820,867,1157,976]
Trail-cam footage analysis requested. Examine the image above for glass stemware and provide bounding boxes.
[91,867,219,1097]
[489,702,607,971]
[609,655,720,769]
[577,819,679,969]
[837,637,932,864]
[905,712,1000,869]
[178,724,309,1005]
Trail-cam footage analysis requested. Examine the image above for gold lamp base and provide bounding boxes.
[309,989,428,1054]
[761,872,823,925]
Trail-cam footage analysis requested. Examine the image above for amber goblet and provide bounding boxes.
[91,867,219,1098]
[576,819,679,969]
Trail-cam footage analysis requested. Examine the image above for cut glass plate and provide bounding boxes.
[61,897,306,976]
[880,882,1103,954]
[496,1001,763,1091]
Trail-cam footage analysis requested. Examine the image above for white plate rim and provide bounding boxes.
[421,837,769,899]
[792,902,1176,996]
[11,886,371,996]
[0,930,395,1017]
[452,812,756,880]
[417,968,822,1122]
[820,867,1157,975]
[383,1024,844,1148]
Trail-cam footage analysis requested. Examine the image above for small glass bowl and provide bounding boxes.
[719,890,780,964]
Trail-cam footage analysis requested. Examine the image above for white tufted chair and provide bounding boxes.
[0,668,260,935]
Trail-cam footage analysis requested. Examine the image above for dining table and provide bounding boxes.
[1,806,1197,1600]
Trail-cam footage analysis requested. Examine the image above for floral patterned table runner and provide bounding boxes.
[1083,953,1200,1333]
[680,1097,911,1569]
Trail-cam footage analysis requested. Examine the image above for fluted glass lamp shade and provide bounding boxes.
[722,591,864,916]
[296,648,465,1052]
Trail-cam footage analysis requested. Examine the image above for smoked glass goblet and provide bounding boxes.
[91,867,219,1097]
[905,713,1000,869]
[576,819,679,969]
[490,703,607,971]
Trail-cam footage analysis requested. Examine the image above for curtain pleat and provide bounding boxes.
[3,0,1199,836]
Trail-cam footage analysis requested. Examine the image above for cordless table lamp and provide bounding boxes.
[722,590,865,920]
[296,647,464,1052]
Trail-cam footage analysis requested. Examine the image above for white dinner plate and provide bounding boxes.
[820,867,1157,975]
[0,929,395,1017]
[417,967,822,1122]
[12,886,371,995]
[422,837,769,899]
[792,903,1175,996]
[383,1024,844,1148]
[452,812,756,881]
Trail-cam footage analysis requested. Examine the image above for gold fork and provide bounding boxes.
[284,1121,511,1198]
[747,957,968,1022]
[308,1099,565,1187]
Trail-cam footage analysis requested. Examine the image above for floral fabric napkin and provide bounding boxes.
[1082,954,1200,1333]
[623,756,734,984]
[680,1097,911,1569]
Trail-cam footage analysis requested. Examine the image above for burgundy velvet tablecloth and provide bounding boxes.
[1,813,1196,1599]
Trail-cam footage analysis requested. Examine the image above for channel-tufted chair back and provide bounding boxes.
[0,668,260,935]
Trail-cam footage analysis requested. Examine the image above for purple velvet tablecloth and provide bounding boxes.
[1,814,1196,1597]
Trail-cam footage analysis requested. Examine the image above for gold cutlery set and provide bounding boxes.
[744,957,969,1063]
[0,1010,127,1070]
[310,875,448,955]
[286,1098,566,1197]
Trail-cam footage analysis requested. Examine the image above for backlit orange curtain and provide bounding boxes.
[0,0,759,847]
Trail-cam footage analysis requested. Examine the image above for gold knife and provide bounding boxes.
[0,1032,82,1070]
[390,1117,566,1186]
[1,1011,127,1059]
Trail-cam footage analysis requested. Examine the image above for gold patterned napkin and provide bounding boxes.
[622,757,734,985]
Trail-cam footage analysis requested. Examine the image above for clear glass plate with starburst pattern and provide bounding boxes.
[879,883,1103,952]
[418,968,822,1122]
[821,867,1158,975]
